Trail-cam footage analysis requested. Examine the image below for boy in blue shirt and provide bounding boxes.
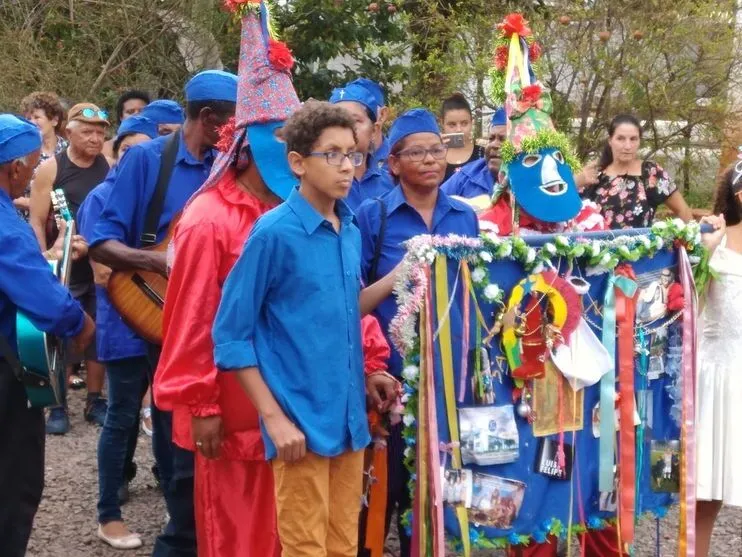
[213,101,381,557]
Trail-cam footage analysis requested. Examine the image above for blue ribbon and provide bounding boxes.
[599,273,637,491]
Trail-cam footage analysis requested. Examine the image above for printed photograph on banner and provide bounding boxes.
[591,398,641,438]
[532,363,583,437]
[468,473,526,529]
[637,389,654,433]
[459,405,519,466]
[599,466,619,512]
[635,266,681,325]
[650,440,680,493]
[441,467,473,508]
[647,330,668,380]
[534,438,572,480]
[470,347,496,405]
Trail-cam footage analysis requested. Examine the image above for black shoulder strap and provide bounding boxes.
[0,334,23,382]
[141,133,180,246]
[367,197,388,285]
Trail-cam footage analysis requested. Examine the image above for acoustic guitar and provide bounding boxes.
[105,216,179,345]
[16,189,74,408]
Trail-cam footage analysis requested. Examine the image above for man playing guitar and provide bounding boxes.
[88,70,238,555]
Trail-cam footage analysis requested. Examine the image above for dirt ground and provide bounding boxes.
[27,389,742,556]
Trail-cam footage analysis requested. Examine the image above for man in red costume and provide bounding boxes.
[155,4,398,555]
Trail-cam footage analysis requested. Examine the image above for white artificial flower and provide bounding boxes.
[543,242,557,256]
[471,267,486,284]
[402,365,419,382]
[484,231,501,245]
[640,236,651,249]
[618,245,631,258]
[403,414,416,427]
[532,262,545,274]
[600,253,612,266]
[653,221,667,231]
[655,237,664,250]
[404,447,412,459]
[479,251,493,263]
[484,284,502,301]
[525,248,537,264]
[401,393,410,403]
[590,240,602,257]
[555,235,569,248]
[498,243,513,258]
[672,218,685,230]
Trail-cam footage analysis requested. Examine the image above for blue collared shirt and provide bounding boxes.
[90,131,215,248]
[78,171,147,362]
[346,164,394,213]
[356,185,479,376]
[213,188,370,459]
[441,158,497,199]
[0,189,84,354]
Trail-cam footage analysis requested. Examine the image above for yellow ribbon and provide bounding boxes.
[434,255,470,557]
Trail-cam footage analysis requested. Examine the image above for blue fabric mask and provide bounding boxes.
[507,147,581,223]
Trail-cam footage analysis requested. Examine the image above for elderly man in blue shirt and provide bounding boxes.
[441,107,507,200]
[329,81,394,211]
[89,69,238,555]
[0,114,95,557]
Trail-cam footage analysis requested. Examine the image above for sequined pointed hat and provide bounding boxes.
[188,0,301,206]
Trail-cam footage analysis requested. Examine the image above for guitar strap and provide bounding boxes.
[140,132,181,247]
[0,333,23,382]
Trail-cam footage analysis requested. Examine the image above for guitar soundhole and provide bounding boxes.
[131,274,165,308]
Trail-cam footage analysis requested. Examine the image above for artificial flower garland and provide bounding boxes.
[499,129,583,173]
[392,219,705,549]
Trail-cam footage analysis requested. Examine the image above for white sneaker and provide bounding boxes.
[97,524,143,550]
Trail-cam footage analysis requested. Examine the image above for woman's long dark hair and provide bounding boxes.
[713,163,742,226]
[441,92,472,120]
[598,114,642,170]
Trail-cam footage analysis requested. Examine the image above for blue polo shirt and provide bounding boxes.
[346,164,394,212]
[356,185,479,376]
[441,158,497,199]
[90,131,215,248]
[78,171,147,362]
[0,189,84,354]
[213,188,370,459]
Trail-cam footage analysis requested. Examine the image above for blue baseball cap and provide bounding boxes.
[116,115,158,141]
[490,107,507,127]
[349,78,386,107]
[141,100,185,125]
[329,83,379,122]
[387,108,440,152]
[0,114,42,165]
[185,70,238,103]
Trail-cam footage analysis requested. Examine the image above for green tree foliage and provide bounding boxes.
[273,0,408,102]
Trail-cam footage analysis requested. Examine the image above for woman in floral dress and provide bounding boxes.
[581,114,693,229]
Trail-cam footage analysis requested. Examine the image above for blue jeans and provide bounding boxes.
[148,346,197,557]
[97,356,149,524]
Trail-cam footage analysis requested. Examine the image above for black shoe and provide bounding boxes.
[84,396,108,426]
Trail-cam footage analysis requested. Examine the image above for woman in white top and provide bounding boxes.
[695,164,742,557]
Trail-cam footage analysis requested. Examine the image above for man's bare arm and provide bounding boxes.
[29,157,57,251]
[90,239,167,276]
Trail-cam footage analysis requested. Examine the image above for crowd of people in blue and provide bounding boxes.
[0,6,740,557]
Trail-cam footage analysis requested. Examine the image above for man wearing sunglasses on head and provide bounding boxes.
[29,102,111,435]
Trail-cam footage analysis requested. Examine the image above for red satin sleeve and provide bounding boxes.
[361,314,390,375]
[154,221,224,416]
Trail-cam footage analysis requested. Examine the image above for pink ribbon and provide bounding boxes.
[678,248,697,556]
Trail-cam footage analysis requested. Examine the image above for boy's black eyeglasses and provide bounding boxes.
[308,151,365,167]
[395,145,448,162]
